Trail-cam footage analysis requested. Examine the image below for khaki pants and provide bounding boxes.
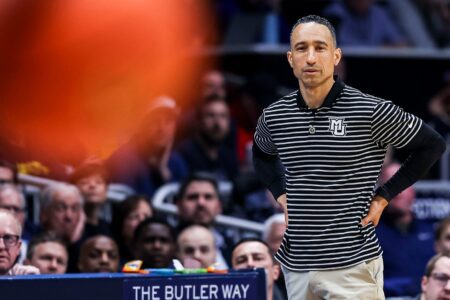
[282,257,385,300]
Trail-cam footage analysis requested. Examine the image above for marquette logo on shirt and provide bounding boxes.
[329,118,347,136]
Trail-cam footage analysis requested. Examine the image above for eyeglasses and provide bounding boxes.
[0,205,25,214]
[430,273,450,287]
[0,234,20,248]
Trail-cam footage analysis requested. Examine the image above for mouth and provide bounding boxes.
[303,69,319,75]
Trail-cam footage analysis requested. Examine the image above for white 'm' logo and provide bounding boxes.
[329,118,347,136]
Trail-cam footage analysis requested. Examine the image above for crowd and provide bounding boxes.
[0,3,448,299]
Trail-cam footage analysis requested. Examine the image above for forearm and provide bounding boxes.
[252,142,286,199]
[376,123,446,200]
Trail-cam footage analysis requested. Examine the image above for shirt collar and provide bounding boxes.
[296,75,345,110]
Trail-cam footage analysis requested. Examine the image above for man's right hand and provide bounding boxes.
[277,194,288,225]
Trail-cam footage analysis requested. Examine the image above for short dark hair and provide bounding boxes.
[232,238,273,260]
[69,159,109,184]
[175,172,220,202]
[290,15,337,47]
[26,231,68,260]
[133,216,175,242]
[424,252,450,277]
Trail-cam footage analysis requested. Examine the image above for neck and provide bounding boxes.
[299,76,335,109]
[85,203,101,225]
[196,135,219,160]
[267,285,273,300]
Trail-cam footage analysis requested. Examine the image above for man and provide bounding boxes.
[253,15,446,299]
[177,224,217,268]
[175,172,235,266]
[39,183,86,272]
[232,238,285,300]
[0,210,39,275]
[78,235,119,273]
[377,162,436,296]
[39,183,85,244]
[133,217,176,269]
[419,252,450,300]
[24,231,68,274]
[178,95,238,181]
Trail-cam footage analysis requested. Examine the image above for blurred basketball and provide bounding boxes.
[0,0,214,160]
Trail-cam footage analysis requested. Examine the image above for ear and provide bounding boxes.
[421,275,428,293]
[334,48,342,67]
[434,241,441,253]
[287,51,293,68]
[272,263,281,280]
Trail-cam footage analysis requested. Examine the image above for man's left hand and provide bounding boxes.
[360,195,389,227]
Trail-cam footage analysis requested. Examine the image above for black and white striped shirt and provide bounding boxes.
[254,81,422,271]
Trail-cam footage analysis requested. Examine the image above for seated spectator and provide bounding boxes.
[177,94,238,181]
[420,252,450,300]
[39,183,85,272]
[132,217,176,269]
[0,185,30,263]
[323,0,408,47]
[70,159,111,236]
[78,235,119,273]
[376,162,436,297]
[107,96,188,197]
[434,217,450,253]
[111,195,153,265]
[24,231,68,274]
[232,238,285,300]
[0,210,39,276]
[176,224,217,268]
[175,172,239,267]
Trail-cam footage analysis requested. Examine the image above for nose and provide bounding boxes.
[100,252,109,263]
[306,49,317,65]
[50,258,58,270]
[246,257,255,269]
[0,238,5,249]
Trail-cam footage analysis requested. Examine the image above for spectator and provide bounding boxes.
[376,162,436,297]
[0,210,39,275]
[323,0,408,47]
[39,183,85,244]
[178,95,238,181]
[420,252,450,300]
[0,184,39,264]
[24,231,68,274]
[177,224,217,268]
[232,238,285,300]
[175,172,238,266]
[111,195,153,265]
[434,217,450,253]
[132,217,176,269]
[39,183,85,272]
[70,159,111,236]
[78,235,119,273]
[107,96,188,197]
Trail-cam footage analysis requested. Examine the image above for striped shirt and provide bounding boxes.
[254,81,422,271]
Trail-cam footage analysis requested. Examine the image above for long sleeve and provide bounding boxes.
[252,141,286,199]
[375,122,446,200]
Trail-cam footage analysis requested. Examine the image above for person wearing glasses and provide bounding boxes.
[390,252,450,300]
[0,209,39,275]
